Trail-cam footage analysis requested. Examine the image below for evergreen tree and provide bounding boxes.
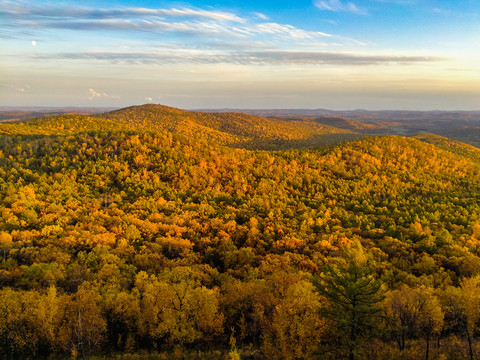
[313,242,385,360]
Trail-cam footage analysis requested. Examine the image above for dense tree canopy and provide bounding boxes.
[1,105,480,359]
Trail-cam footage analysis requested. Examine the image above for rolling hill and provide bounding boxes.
[98,104,360,149]
[0,104,360,150]
[413,132,480,164]
[307,116,390,132]
[436,126,480,148]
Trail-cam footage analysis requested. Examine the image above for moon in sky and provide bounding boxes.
[32,40,36,46]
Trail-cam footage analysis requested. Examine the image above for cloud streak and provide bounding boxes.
[1,1,446,72]
[32,50,444,66]
[313,0,367,15]
[0,4,246,22]
[1,2,338,44]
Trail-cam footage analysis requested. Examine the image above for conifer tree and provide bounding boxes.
[313,242,385,360]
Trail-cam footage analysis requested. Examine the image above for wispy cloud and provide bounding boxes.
[253,22,331,39]
[33,50,444,66]
[253,12,269,20]
[313,0,367,15]
[87,88,119,100]
[11,84,30,93]
[1,2,337,43]
[4,1,442,70]
[0,4,246,23]
[372,0,418,4]
[432,8,453,16]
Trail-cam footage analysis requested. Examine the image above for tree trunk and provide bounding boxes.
[349,347,354,360]
[349,305,357,360]
[467,327,474,360]
[425,333,430,360]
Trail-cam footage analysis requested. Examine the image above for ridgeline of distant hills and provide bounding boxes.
[203,108,480,145]
[0,104,480,148]
[2,103,480,168]
[2,105,480,148]
[0,107,117,122]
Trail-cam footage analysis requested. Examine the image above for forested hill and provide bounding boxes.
[0,104,359,150]
[413,132,480,164]
[98,104,359,149]
[1,105,480,360]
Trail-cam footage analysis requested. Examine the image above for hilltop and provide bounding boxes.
[0,104,359,150]
[98,104,359,149]
[4,104,480,149]
[413,132,480,163]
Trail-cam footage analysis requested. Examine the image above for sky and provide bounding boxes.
[1,0,479,110]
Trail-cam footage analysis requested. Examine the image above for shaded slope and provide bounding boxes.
[309,116,388,132]
[436,126,480,148]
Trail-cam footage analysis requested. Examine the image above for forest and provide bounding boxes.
[1,105,480,360]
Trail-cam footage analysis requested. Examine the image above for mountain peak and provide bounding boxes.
[105,103,187,115]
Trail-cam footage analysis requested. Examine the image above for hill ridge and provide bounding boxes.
[1,103,360,150]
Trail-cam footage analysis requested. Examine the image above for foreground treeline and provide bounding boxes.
[3,245,480,360]
[1,129,480,359]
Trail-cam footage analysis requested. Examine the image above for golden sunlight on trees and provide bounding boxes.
[1,107,480,359]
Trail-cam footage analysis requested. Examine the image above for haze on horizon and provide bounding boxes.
[1,0,479,111]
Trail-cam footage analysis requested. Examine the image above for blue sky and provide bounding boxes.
[1,0,479,109]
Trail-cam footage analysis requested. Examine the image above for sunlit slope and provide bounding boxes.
[0,104,359,149]
[98,104,359,149]
[98,104,241,145]
[1,133,478,236]
[413,132,480,164]
[1,131,480,358]
[0,115,130,135]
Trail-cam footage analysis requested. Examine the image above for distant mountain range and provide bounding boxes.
[0,107,117,122]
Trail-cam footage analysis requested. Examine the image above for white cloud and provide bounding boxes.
[88,88,103,100]
[145,96,153,101]
[87,88,119,100]
[4,1,373,70]
[40,50,444,66]
[154,8,246,23]
[253,12,269,20]
[3,2,353,44]
[0,3,246,23]
[373,0,417,4]
[253,22,331,39]
[313,0,367,15]
[12,84,30,92]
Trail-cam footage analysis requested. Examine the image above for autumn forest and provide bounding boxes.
[1,105,480,360]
